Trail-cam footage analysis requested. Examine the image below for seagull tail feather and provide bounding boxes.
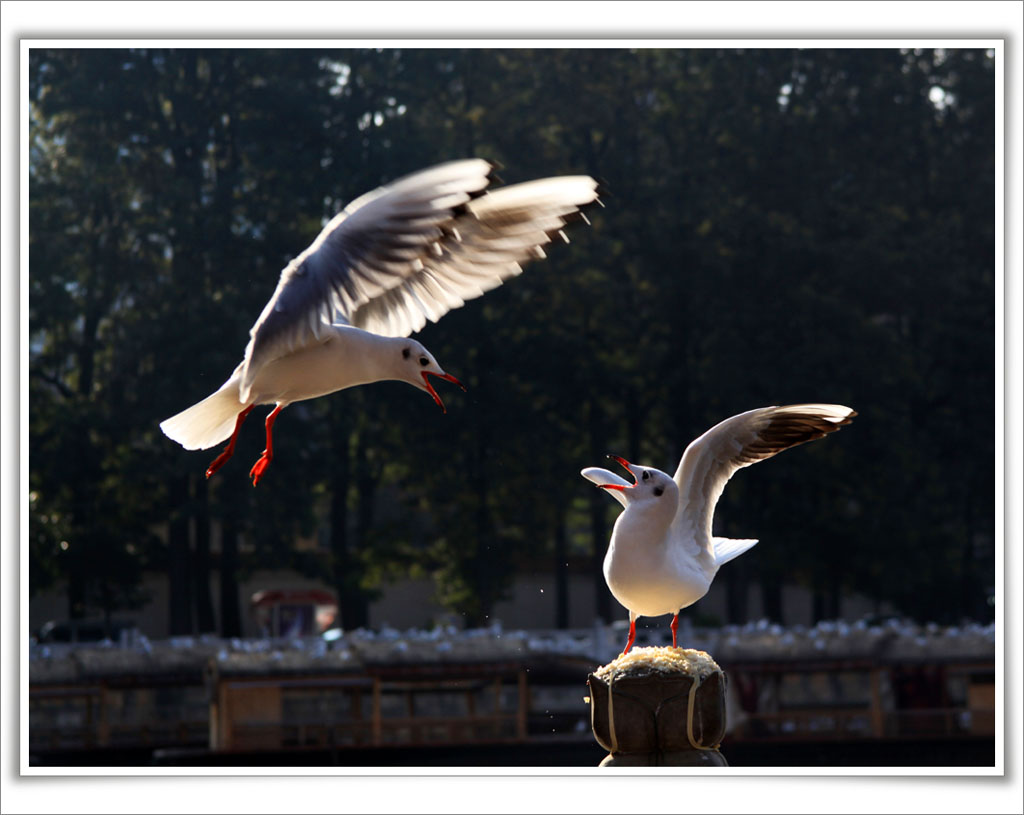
[159,380,247,451]
[712,537,759,567]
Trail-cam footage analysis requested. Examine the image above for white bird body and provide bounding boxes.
[583,403,856,652]
[160,325,411,452]
[247,325,392,404]
[160,159,599,483]
[602,480,713,618]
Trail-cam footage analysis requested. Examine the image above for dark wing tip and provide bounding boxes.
[742,407,855,464]
[483,160,503,188]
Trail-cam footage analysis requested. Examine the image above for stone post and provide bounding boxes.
[587,647,729,766]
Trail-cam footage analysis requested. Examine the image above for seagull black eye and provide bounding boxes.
[402,347,411,359]
[641,471,650,481]
[419,357,429,367]
[653,486,665,497]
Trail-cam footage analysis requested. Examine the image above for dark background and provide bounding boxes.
[27,47,996,636]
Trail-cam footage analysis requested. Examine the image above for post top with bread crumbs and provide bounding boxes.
[594,646,721,682]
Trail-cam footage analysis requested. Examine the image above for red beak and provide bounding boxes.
[421,371,467,413]
[598,454,637,491]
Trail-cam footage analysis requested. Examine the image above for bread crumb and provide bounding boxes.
[595,646,720,682]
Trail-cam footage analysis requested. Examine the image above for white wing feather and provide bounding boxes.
[671,404,856,562]
[237,161,599,402]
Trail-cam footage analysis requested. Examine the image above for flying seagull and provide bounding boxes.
[582,403,856,654]
[161,159,600,484]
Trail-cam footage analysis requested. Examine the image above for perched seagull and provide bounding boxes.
[582,404,856,654]
[160,159,600,485]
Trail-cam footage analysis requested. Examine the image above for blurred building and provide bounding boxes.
[30,560,896,642]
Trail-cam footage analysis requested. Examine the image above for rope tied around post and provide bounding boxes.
[606,673,619,754]
[685,672,722,752]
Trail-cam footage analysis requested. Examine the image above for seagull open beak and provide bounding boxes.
[599,454,637,491]
[421,371,467,413]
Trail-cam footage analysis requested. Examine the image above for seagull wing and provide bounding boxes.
[238,159,492,401]
[238,160,599,402]
[347,175,600,338]
[670,404,856,561]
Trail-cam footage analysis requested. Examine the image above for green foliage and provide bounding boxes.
[28,47,996,631]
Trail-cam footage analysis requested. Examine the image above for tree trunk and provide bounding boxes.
[554,511,569,629]
[625,384,642,462]
[828,572,842,620]
[167,473,193,635]
[193,475,217,633]
[725,561,748,624]
[346,429,378,630]
[467,341,494,628]
[761,578,783,623]
[589,494,612,623]
[66,289,105,622]
[586,397,612,623]
[960,481,982,622]
[66,564,86,621]
[329,401,370,631]
[219,520,243,637]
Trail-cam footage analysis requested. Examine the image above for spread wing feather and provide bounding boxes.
[670,404,856,560]
[238,160,599,401]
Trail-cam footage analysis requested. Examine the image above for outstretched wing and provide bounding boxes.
[238,160,599,401]
[345,175,600,337]
[670,404,856,560]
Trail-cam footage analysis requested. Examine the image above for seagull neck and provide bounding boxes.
[335,326,406,385]
[617,500,675,543]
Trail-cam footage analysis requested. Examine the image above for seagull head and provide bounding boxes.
[397,340,466,413]
[580,455,678,509]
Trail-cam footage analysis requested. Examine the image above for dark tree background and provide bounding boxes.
[27,48,995,635]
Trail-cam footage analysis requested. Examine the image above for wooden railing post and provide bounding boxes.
[516,669,528,740]
[372,677,382,746]
[870,667,885,738]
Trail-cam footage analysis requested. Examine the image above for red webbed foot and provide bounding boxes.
[249,451,272,486]
[249,404,284,487]
[205,405,255,479]
[206,448,234,479]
